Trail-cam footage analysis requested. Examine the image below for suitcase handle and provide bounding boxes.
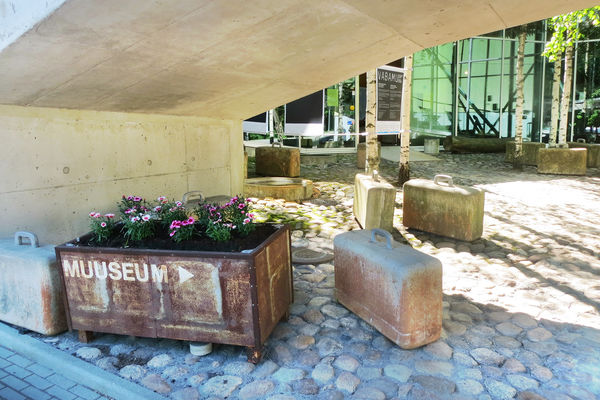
[370,229,393,249]
[182,191,204,205]
[14,231,39,248]
[577,138,586,143]
[272,142,283,148]
[434,174,454,187]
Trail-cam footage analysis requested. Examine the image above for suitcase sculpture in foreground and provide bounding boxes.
[0,232,67,335]
[403,174,485,241]
[334,229,442,349]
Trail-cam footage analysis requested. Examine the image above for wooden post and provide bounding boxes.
[399,55,413,185]
[366,69,379,174]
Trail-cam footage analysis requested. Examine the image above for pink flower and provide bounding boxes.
[243,218,251,224]
[170,221,181,229]
[133,196,142,202]
[187,217,195,224]
[238,203,245,209]
[89,211,96,217]
[154,206,162,212]
[130,217,137,222]
[142,214,151,221]
[181,220,189,226]
[157,196,167,202]
[104,213,115,218]
[169,231,175,237]
[241,211,245,214]
[127,196,133,200]
[100,222,107,228]
[248,213,254,218]
[175,201,183,207]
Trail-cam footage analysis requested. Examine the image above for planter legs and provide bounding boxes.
[246,347,263,364]
[78,330,95,343]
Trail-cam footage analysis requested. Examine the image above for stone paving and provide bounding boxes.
[26,152,600,399]
[0,344,111,400]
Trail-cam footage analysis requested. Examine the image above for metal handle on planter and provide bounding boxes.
[433,174,454,187]
[14,231,39,248]
[272,142,283,148]
[370,228,393,250]
[182,191,204,205]
[577,138,586,143]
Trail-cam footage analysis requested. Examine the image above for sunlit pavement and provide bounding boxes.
[16,152,600,400]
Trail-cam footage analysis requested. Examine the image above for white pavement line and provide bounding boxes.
[0,322,165,400]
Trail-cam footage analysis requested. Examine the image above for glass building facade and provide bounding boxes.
[411,19,600,143]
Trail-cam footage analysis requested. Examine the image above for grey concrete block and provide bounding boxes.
[537,148,587,175]
[353,173,396,232]
[0,238,67,335]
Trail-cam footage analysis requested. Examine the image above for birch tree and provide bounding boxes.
[543,7,600,146]
[514,28,527,169]
[398,55,412,184]
[549,63,561,146]
[505,24,536,170]
[365,69,379,174]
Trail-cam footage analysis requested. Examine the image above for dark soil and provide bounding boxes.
[77,224,279,253]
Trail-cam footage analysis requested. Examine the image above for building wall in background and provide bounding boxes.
[0,105,243,244]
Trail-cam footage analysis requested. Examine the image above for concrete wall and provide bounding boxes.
[0,105,243,245]
[0,0,66,52]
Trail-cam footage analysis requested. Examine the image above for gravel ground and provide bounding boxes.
[31,151,600,399]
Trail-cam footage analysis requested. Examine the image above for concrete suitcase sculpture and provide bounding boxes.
[334,229,442,349]
[0,232,67,335]
[353,172,395,232]
[403,174,485,241]
[255,143,300,177]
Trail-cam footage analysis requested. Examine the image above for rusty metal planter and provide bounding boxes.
[54,225,292,363]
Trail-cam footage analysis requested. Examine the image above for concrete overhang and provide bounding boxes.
[0,0,597,120]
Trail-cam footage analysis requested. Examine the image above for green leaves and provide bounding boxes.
[543,7,600,61]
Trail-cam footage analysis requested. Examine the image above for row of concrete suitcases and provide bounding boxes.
[0,173,483,353]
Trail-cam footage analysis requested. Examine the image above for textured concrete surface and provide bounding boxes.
[403,177,485,241]
[568,142,600,168]
[255,146,300,177]
[537,148,587,176]
[505,142,546,166]
[0,105,243,244]
[353,173,395,232]
[0,0,596,118]
[0,238,66,335]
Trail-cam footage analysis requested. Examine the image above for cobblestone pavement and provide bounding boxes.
[26,152,600,399]
[0,344,110,400]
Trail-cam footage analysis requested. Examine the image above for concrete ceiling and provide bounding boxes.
[0,0,597,120]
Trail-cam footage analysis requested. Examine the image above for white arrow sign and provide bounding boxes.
[178,266,194,284]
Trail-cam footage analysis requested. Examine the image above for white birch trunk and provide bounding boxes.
[559,42,574,146]
[366,69,379,174]
[549,61,561,147]
[399,55,413,184]
[513,29,526,169]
